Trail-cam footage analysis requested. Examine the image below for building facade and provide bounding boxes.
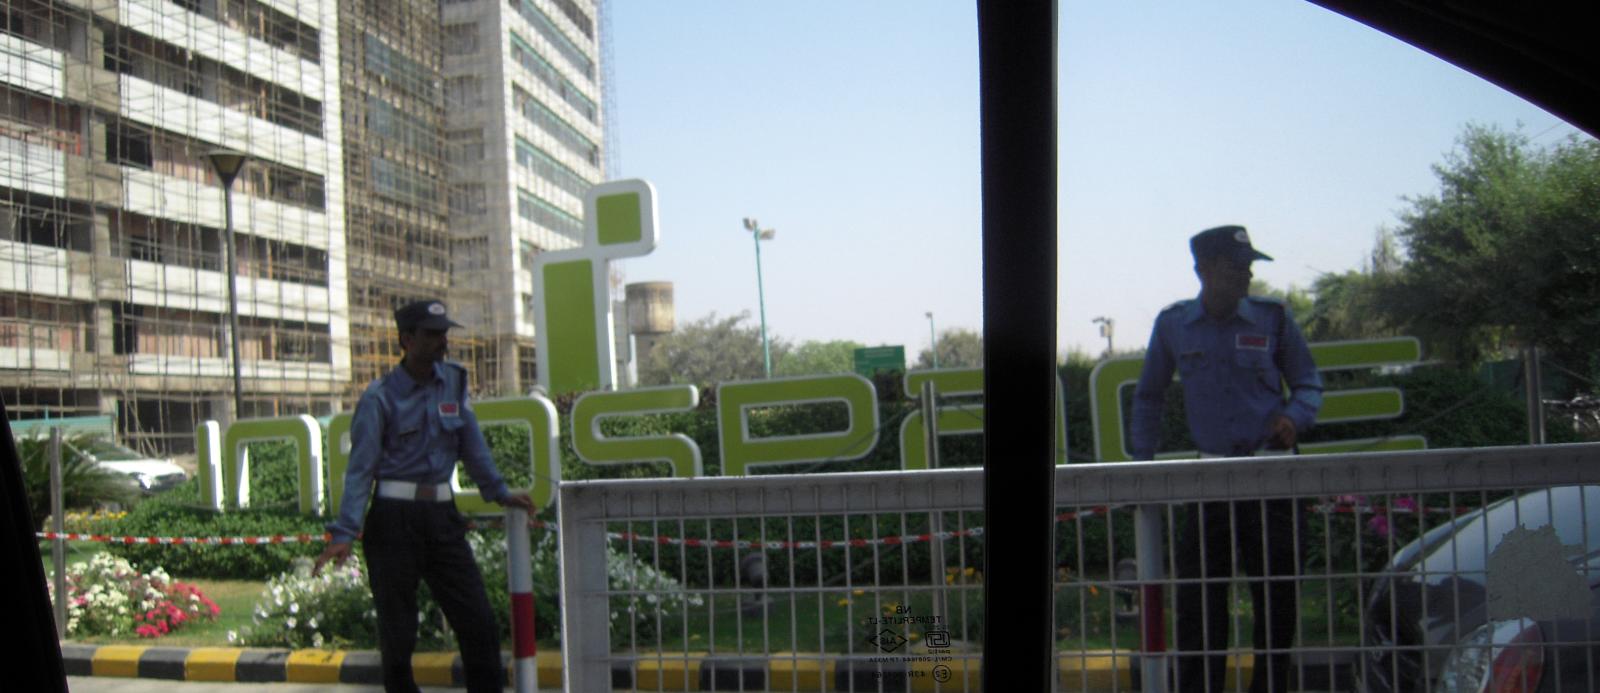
[1,0,349,453]
[2,0,612,451]
[440,0,605,396]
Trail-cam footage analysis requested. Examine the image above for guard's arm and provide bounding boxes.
[1277,307,1323,435]
[325,391,384,546]
[1129,317,1175,461]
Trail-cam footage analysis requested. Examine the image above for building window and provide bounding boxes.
[510,0,594,79]
[516,188,582,242]
[551,0,594,39]
[510,32,597,123]
[450,183,488,216]
[445,75,484,108]
[443,22,479,56]
[447,129,486,165]
[514,137,592,199]
[365,33,438,102]
[513,84,599,165]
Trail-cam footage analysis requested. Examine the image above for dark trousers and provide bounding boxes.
[1174,499,1303,693]
[362,497,504,693]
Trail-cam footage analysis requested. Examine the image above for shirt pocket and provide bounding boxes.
[1234,349,1282,392]
[1176,350,1208,378]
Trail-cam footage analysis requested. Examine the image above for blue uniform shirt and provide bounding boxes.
[1129,296,1323,460]
[327,361,511,544]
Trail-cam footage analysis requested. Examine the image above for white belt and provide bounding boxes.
[376,480,453,502]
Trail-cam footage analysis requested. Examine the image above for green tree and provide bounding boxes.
[775,339,864,376]
[1379,125,1600,378]
[1248,279,1313,323]
[636,312,791,386]
[1302,230,1402,342]
[914,328,983,369]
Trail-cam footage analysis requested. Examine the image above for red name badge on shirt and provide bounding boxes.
[439,402,460,418]
[1237,334,1270,351]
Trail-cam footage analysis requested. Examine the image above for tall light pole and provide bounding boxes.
[1092,316,1114,356]
[742,217,776,378]
[208,150,248,422]
[925,311,939,369]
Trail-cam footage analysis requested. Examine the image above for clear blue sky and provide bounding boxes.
[610,1,1588,361]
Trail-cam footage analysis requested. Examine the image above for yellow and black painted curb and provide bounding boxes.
[59,644,1353,690]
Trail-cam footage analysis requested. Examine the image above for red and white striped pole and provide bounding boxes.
[1135,504,1168,693]
[507,506,538,692]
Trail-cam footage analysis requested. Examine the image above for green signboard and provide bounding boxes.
[853,345,906,378]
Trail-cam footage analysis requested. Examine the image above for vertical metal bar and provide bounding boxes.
[1525,346,1546,445]
[923,382,949,629]
[1135,504,1168,693]
[222,185,244,422]
[50,426,65,639]
[978,0,1058,688]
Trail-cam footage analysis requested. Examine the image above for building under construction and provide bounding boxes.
[1,0,610,454]
[442,0,605,395]
[2,0,349,454]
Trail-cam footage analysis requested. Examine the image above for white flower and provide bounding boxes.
[286,617,297,629]
[227,630,238,643]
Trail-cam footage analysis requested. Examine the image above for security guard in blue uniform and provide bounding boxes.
[1131,226,1323,693]
[314,300,534,693]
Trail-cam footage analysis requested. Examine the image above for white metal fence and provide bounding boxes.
[558,443,1600,692]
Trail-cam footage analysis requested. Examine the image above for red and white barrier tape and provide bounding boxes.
[36,532,329,545]
[37,501,1467,549]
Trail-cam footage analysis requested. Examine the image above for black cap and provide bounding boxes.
[1190,224,1273,265]
[394,300,464,332]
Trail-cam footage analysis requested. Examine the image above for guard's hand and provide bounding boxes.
[499,491,536,513]
[1267,415,1298,450]
[312,541,352,576]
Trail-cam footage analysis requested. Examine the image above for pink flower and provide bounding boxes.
[1393,497,1419,513]
[1366,515,1391,538]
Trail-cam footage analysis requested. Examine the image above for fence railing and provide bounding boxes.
[558,443,1600,692]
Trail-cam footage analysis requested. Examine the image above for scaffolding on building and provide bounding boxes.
[3,0,607,455]
[2,0,349,454]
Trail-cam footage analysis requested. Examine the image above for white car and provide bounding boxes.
[79,438,189,494]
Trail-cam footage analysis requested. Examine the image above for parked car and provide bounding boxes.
[76,438,189,494]
[1362,485,1600,693]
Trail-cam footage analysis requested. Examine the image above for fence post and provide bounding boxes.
[506,506,538,692]
[922,381,949,627]
[1524,346,1546,445]
[50,426,66,639]
[559,488,613,691]
[1135,504,1168,693]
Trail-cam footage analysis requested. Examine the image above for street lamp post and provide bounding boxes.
[1092,316,1114,356]
[742,217,776,378]
[925,311,939,369]
[208,150,248,422]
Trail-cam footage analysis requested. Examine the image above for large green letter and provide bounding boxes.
[460,395,561,513]
[899,368,984,471]
[215,416,324,514]
[717,374,879,476]
[324,412,354,519]
[532,180,658,395]
[196,421,223,510]
[572,385,702,478]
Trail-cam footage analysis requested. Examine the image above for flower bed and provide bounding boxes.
[49,553,220,638]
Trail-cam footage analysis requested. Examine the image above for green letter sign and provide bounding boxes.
[718,374,879,476]
[533,179,658,395]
